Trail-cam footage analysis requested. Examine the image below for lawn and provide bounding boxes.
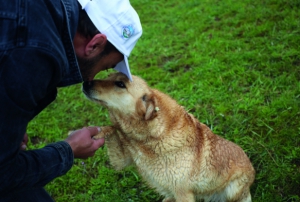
[27,0,300,201]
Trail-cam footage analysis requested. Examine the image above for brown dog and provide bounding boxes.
[82,73,255,202]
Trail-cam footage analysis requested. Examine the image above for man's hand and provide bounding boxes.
[65,126,105,159]
[20,133,29,150]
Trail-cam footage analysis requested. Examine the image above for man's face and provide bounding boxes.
[77,50,124,82]
[73,32,124,82]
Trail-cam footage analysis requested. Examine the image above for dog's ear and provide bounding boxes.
[144,99,155,120]
[136,93,158,121]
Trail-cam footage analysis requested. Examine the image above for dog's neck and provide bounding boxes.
[108,90,196,145]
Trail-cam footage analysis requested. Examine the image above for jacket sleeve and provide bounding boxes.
[0,47,74,194]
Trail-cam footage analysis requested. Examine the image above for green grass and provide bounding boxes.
[27,0,300,201]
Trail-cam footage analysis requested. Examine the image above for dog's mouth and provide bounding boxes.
[82,89,107,105]
[90,97,107,105]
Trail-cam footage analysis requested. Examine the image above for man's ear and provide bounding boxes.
[85,34,107,57]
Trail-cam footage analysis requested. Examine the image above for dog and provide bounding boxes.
[82,72,255,202]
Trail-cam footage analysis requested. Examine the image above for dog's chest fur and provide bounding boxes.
[109,104,218,189]
[110,105,253,193]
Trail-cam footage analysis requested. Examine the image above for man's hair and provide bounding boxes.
[77,8,118,55]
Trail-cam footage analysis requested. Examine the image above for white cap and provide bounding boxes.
[77,0,142,81]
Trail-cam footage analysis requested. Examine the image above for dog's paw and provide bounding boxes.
[93,126,114,139]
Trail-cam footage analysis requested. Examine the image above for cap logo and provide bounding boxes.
[122,25,134,39]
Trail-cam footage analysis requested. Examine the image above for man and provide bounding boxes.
[0,0,142,201]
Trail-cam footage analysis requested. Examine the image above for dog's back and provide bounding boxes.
[136,88,255,201]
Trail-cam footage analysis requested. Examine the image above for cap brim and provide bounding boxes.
[114,56,133,81]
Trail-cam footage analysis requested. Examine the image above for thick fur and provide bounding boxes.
[83,73,255,202]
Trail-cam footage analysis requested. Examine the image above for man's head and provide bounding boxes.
[74,0,142,82]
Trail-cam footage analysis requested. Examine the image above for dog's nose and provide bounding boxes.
[82,81,94,91]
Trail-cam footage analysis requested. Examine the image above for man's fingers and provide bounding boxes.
[20,133,29,151]
[94,137,105,145]
[21,144,27,150]
[86,126,101,136]
[93,138,105,148]
[23,133,29,144]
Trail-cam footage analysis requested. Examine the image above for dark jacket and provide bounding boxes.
[0,0,82,200]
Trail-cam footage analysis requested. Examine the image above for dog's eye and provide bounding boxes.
[115,81,126,88]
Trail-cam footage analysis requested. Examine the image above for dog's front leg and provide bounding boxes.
[106,130,133,171]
